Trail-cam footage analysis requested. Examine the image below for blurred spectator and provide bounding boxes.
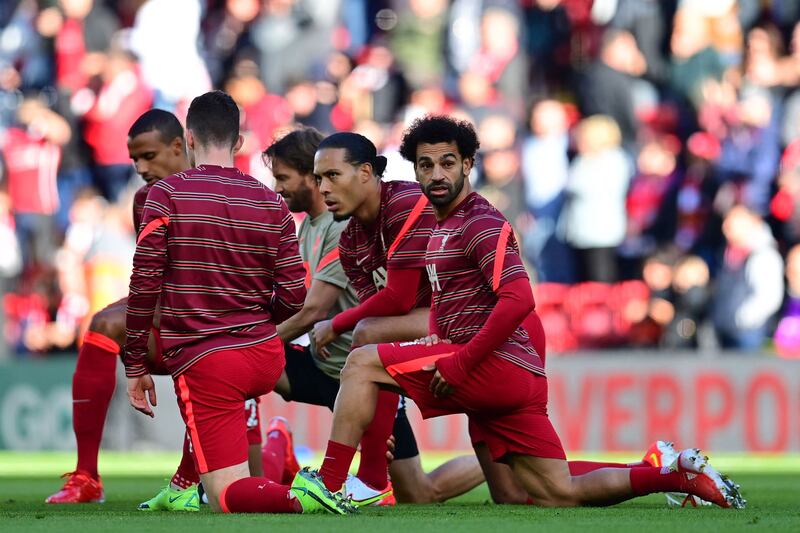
[225,60,293,175]
[203,0,262,87]
[391,0,448,89]
[770,140,800,247]
[286,80,335,132]
[250,0,335,94]
[774,244,800,358]
[81,46,152,202]
[742,22,785,90]
[609,0,669,85]
[346,42,408,124]
[0,0,52,89]
[779,21,800,144]
[37,0,118,93]
[577,29,646,152]
[712,205,784,350]
[475,113,528,233]
[620,135,682,269]
[523,0,572,93]
[129,0,210,111]
[669,7,726,111]
[521,99,574,283]
[714,86,780,216]
[468,6,528,118]
[662,255,711,349]
[564,115,632,283]
[1,96,69,268]
[628,249,678,348]
[0,191,21,359]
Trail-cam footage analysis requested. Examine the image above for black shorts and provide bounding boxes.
[283,343,419,460]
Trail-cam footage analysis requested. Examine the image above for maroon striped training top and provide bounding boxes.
[338,180,434,306]
[425,192,544,376]
[124,165,306,377]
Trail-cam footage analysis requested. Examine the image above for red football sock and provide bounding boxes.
[220,477,301,513]
[319,440,357,492]
[73,331,119,479]
[171,430,200,489]
[355,390,398,490]
[569,461,640,476]
[629,466,684,495]
[261,429,287,483]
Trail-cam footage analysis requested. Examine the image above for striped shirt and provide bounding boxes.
[132,184,150,233]
[338,180,434,306]
[425,192,544,376]
[124,165,306,377]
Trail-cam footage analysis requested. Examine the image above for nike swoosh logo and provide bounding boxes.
[356,256,368,266]
[168,496,182,503]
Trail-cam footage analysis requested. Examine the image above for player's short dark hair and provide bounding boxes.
[263,126,324,176]
[128,109,184,145]
[317,132,387,178]
[186,90,240,149]
[399,115,480,163]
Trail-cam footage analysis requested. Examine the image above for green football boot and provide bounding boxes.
[138,484,200,511]
[290,467,357,515]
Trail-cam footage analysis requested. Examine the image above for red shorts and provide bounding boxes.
[378,341,565,462]
[522,311,546,366]
[173,337,284,473]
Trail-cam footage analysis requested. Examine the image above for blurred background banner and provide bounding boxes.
[3,355,798,453]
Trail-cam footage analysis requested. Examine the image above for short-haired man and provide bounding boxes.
[304,115,745,511]
[124,91,350,514]
[47,110,205,508]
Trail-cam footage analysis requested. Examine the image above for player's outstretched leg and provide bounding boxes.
[508,447,745,508]
[46,301,127,504]
[641,440,711,507]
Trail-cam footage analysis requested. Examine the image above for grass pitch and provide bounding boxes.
[1,452,798,532]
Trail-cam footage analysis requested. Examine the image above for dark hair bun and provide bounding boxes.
[372,155,388,177]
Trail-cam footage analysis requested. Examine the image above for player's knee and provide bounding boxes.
[340,345,379,382]
[89,309,125,343]
[351,318,379,347]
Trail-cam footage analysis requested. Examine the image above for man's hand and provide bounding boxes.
[312,319,337,358]
[423,364,454,398]
[386,434,396,462]
[127,375,157,418]
[414,334,451,347]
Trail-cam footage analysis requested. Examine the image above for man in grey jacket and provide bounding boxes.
[712,205,785,350]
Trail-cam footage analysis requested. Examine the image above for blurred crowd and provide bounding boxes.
[3,0,800,358]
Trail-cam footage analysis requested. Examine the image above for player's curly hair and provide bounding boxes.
[399,115,480,163]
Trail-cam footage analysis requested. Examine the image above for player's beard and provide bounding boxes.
[287,184,314,213]
[424,171,466,207]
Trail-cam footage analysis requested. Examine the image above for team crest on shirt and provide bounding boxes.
[426,263,441,292]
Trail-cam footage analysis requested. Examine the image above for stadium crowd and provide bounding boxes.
[2,0,800,357]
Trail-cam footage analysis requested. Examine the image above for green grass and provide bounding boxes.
[1,452,799,532]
